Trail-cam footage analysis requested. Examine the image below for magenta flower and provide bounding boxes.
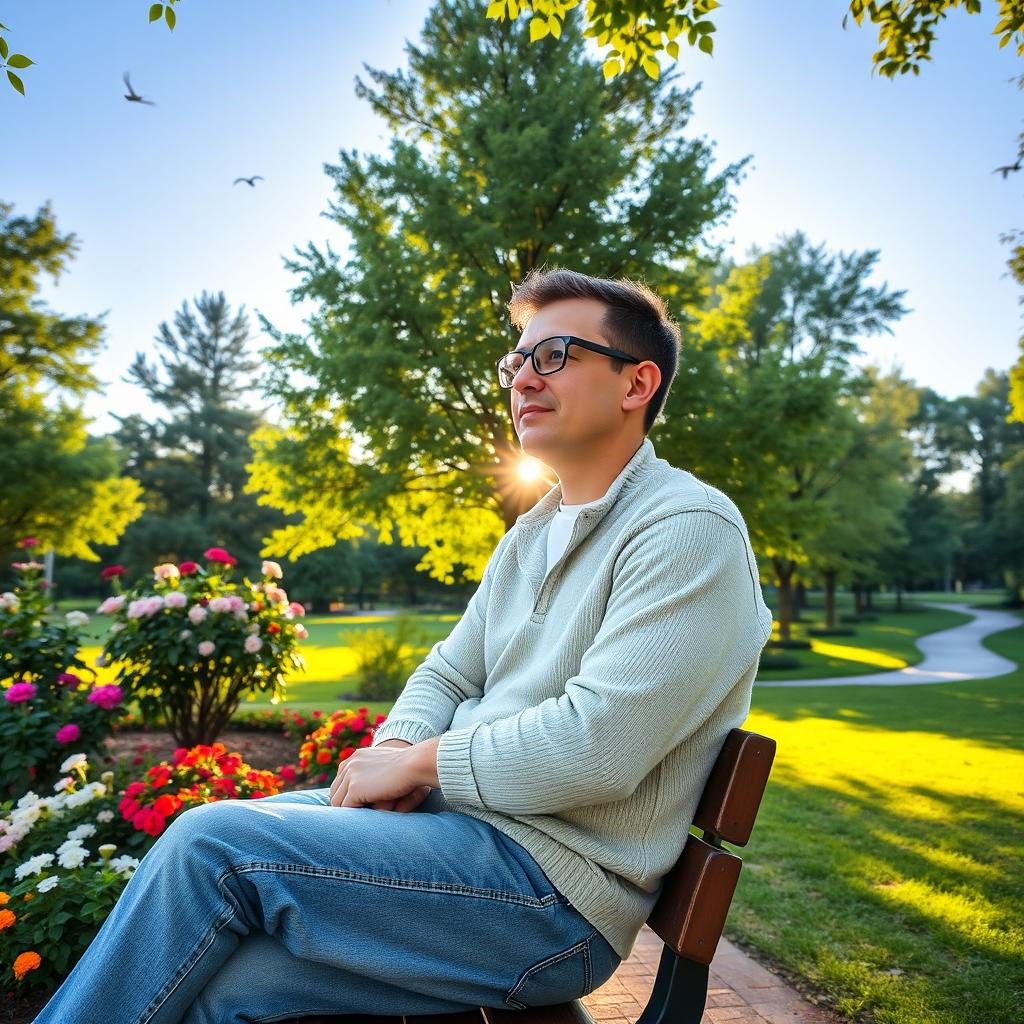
[4,682,37,703]
[55,724,81,745]
[88,685,124,710]
[57,673,82,686]
[16,536,38,549]
[203,547,237,567]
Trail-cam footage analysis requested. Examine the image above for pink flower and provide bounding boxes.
[57,673,81,686]
[261,560,283,580]
[88,685,124,710]
[295,624,309,640]
[244,635,263,654]
[198,640,216,657]
[5,682,37,703]
[288,601,305,618]
[264,586,287,605]
[153,563,180,581]
[188,605,208,625]
[163,591,187,610]
[55,724,81,745]
[16,536,38,548]
[178,561,200,575]
[208,597,232,614]
[100,565,125,580]
[11,561,43,571]
[97,595,126,615]
[203,547,237,567]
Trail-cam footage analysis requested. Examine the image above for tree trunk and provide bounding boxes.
[854,588,863,615]
[773,558,793,641]
[824,570,836,628]
[896,585,903,612]
[794,581,806,620]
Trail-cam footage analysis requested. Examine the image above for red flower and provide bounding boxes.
[153,793,182,817]
[340,747,356,761]
[203,547,237,566]
[178,561,200,575]
[278,764,296,782]
[17,536,38,548]
[100,564,126,580]
[267,623,281,635]
[316,750,333,765]
[359,733,373,747]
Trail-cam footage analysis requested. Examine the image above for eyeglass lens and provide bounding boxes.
[498,337,567,386]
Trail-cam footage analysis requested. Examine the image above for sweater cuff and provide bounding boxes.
[436,723,486,807]
[371,719,441,749]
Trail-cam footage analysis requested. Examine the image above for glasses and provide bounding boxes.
[495,335,641,388]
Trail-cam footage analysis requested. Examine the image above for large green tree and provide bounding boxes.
[111,291,287,576]
[251,0,744,582]
[656,233,908,638]
[0,200,142,563]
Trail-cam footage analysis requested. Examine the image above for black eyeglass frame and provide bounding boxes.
[495,335,642,388]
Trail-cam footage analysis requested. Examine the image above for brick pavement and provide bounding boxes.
[580,925,838,1024]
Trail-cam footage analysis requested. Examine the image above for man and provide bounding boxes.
[35,269,772,1024]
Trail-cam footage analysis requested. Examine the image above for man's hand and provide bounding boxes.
[329,737,440,812]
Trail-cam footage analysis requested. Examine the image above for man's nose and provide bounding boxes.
[511,358,544,392]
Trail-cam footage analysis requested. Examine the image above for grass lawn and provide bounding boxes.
[733,614,1024,1024]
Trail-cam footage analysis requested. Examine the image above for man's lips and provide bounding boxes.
[518,405,552,420]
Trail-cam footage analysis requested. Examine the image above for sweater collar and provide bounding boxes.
[517,438,656,535]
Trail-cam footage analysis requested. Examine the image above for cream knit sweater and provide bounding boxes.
[371,438,773,959]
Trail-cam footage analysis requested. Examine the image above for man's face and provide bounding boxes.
[509,297,634,461]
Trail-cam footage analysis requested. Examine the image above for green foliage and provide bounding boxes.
[348,615,424,701]
[495,0,1024,80]
[254,0,743,581]
[98,553,307,746]
[0,200,144,560]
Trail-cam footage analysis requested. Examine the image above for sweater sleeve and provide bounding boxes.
[370,531,509,748]
[434,510,772,814]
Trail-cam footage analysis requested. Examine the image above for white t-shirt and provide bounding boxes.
[546,495,604,574]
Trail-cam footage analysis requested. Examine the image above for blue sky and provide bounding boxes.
[3,0,1021,432]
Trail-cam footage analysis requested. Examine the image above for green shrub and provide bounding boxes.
[766,638,812,650]
[348,616,422,701]
[758,653,801,670]
[807,627,856,637]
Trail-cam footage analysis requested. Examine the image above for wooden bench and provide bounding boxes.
[297,727,776,1024]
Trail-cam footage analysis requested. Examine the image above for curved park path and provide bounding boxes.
[756,602,1021,688]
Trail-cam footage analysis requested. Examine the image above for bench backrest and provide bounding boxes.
[646,729,776,967]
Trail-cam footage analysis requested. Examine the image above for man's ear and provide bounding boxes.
[622,361,661,414]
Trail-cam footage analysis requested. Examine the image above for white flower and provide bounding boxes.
[60,753,88,774]
[58,845,89,869]
[110,855,140,877]
[65,610,90,626]
[110,621,125,634]
[295,624,309,641]
[16,791,40,809]
[57,837,84,855]
[14,853,54,880]
[198,640,216,657]
[65,787,97,809]
[37,875,59,893]
[246,623,260,635]
[68,823,96,841]
[188,605,208,625]
[53,776,75,793]
[153,562,180,580]
[87,781,106,799]
[97,843,117,861]
[96,809,114,824]
[244,635,263,654]
[262,560,283,579]
[164,591,187,609]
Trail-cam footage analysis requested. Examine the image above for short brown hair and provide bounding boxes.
[507,268,680,433]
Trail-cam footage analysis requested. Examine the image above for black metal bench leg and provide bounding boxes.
[633,947,709,1024]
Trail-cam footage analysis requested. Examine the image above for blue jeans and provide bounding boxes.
[35,788,621,1024]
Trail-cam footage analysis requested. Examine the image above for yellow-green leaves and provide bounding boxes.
[148,1,178,32]
[0,22,34,96]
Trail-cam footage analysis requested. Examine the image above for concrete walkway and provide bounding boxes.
[756,602,1021,688]
[583,925,839,1024]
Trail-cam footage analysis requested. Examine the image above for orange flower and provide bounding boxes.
[0,891,8,905]
[23,893,33,902]
[13,951,42,981]
[0,909,15,930]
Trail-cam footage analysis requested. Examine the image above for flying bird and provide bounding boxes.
[123,72,155,105]
[233,176,264,187]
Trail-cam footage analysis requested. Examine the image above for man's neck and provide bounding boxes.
[552,435,645,505]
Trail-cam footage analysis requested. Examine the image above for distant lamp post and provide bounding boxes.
[44,549,55,610]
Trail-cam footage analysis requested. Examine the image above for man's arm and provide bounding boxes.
[370,530,512,748]
[433,511,772,816]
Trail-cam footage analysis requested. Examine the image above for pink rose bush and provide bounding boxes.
[98,548,306,746]
[1,542,125,796]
